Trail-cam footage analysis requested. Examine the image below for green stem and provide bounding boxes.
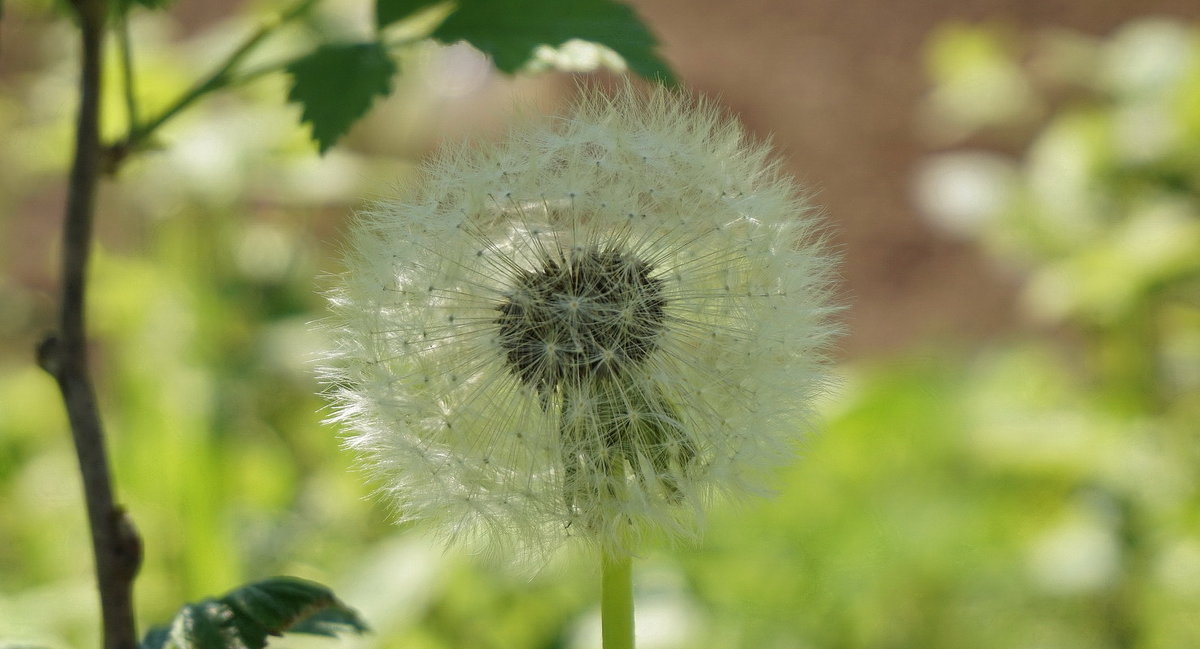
[106,0,428,170]
[120,0,318,152]
[231,33,419,87]
[117,9,139,133]
[601,551,635,649]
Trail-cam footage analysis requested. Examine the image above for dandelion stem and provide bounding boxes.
[601,551,635,649]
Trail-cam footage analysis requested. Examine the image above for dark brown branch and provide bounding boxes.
[38,0,142,648]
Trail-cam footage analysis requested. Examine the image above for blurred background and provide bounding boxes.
[2,0,1199,647]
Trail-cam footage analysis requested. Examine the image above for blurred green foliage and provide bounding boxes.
[3,5,1200,649]
[912,16,1200,649]
[919,17,1200,414]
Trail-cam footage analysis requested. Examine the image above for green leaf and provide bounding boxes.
[168,603,232,649]
[433,0,674,82]
[375,0,442,30]
[286,42,397,154]
[290,607,373,637]
[139,577,369,649]
[139,625,172,649]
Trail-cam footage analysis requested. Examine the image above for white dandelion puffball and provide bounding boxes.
[322,86,840,558]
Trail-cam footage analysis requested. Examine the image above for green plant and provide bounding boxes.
[25,0,674,647]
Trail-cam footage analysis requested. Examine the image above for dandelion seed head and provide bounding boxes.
[321,85,840,560]
[496,244,666,393]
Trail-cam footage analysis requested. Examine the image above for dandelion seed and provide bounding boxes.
[320,85,840,562]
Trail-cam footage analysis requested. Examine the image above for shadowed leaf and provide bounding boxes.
[433,0,674,82]
[138,577,368,649]
[287,42,397,154]
[375,0,443,30]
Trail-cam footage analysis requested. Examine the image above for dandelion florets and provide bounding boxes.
[321,85,840,559]
[496,244,666,392]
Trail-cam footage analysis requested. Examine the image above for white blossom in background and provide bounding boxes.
[320,86,840,559]
[526,39,629,74]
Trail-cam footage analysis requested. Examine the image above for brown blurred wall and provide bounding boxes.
[629,0,1200,357]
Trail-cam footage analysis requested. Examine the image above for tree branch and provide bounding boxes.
[38,0,143,647]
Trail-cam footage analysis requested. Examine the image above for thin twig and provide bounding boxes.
[233,32,421,87]
[117,9,140,134]
[115,0,318,157]
[38,0,142,648]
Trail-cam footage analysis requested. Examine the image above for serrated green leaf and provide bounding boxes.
[375,0,442,30]
[290,608,373,637]
[139,577,368,649]
[169,601,237,649]
[139,625,172,649]
[433,0,673,82]
[286,42,397,154]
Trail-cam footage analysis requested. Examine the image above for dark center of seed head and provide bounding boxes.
[496,246,666,392]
